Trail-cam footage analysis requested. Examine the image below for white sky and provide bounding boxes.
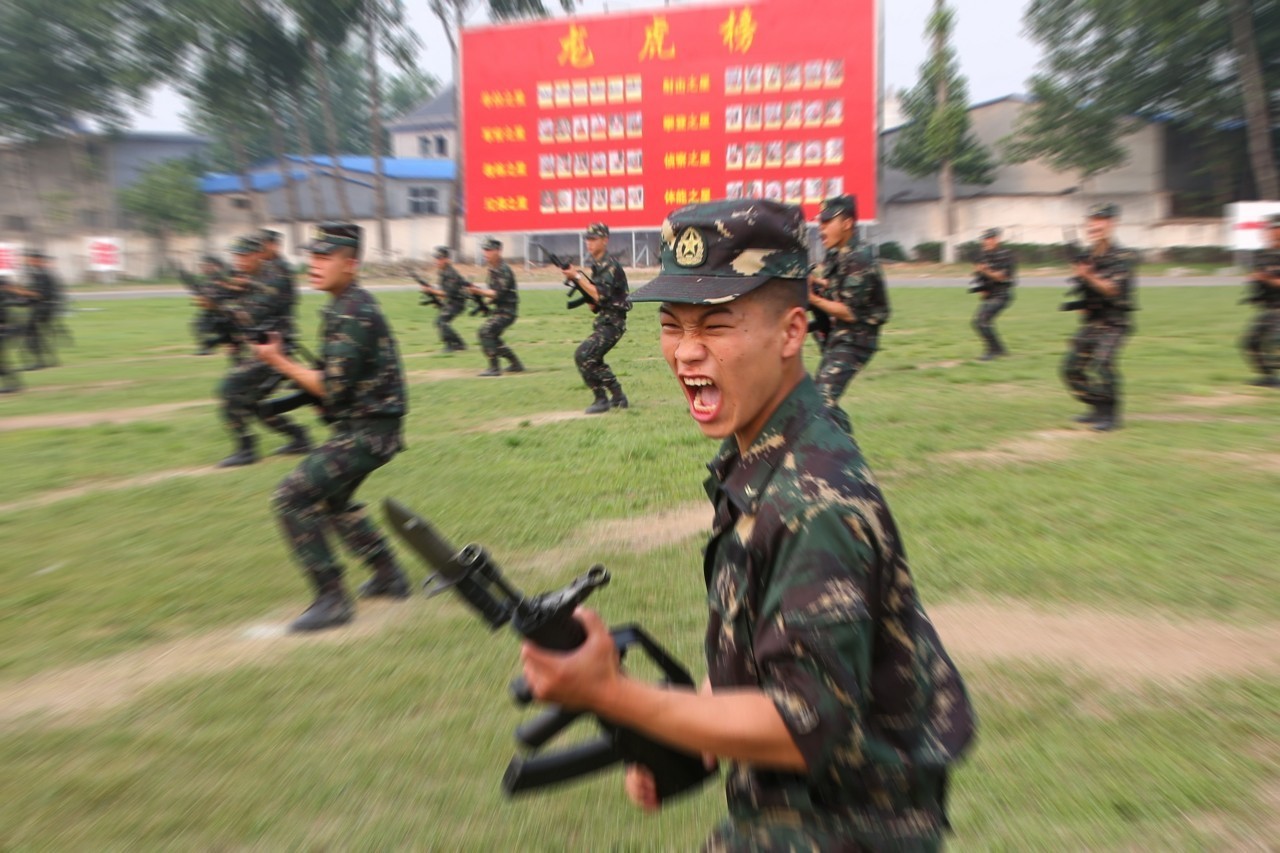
[129,0,1042,133]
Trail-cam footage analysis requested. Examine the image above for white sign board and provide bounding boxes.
[0,243,17,278]
[1227,202,1280,252]
[87,236,124,272]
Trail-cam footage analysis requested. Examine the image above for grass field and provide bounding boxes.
[1,280,1277,850]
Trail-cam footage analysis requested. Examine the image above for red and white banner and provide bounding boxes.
[1227,202,1280,252]
[87,236,123,272]
[0,243,17,278]
[461,0,878,232]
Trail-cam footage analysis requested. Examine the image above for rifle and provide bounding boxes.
[179,268,239,350]
[532,243,598,311]
[806,263,832,339]
[1059,233,1102,313]
[966,244,992,294]
[384,499,717,802]
[410,272,443,309]
[256,338,326,420]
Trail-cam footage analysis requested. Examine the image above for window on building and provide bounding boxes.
[418,135,432,158]
[232,197,251,210]
[5,215,28,231]
[409,186,440,215]
[435,135,448,157]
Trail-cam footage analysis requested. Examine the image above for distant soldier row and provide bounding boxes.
[0,248,65,393]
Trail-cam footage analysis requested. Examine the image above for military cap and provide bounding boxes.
[1268,213,1280,228]
[22,248,47,259]
[200,254,222,265]
[631,199,809,304]
[481,237,503,251]
[584,222,610,239]
[1087,202,1120,219]
[304,222,362,256]
[433,245,451,259]
[981,227,1002,240]
[230,235,264,255]
[818,194,857,222]
[258,228,282,243]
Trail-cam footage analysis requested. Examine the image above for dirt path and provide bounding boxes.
[0,400,210,432]
[3,501,1277,728]
[470,410,599,434]
[937,429,1091,466]
[0,466,232,516]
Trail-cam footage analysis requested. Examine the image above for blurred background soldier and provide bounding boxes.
[191,254,234,355]
[258,228,295,317]
[250,222,410,632]
[21,248,60,370]
[471,237,523,376]
[0,273,23,393]
[970,227,1016,360]
[808,195,890,416]
[215,235,311,467]
[420,246,467,352]
[1061,203,1136,431]
[566,222,631,413]
[1241,213,1280,388]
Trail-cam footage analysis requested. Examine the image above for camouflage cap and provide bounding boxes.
[981,227,1002,240]
[1268,213,1280,228]
[1087,202,1120,219]
[200,254,222,266]
[304,222,361,256]
[258,228,282,243]
[631,199,809,304]
[22,247,47,259]
[481,237,503,251]
[818,194,857,223]
[230,235,264,255]
[433,245,451,259]
[584,222,610,239]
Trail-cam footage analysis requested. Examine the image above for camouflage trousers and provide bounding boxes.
[704,809,943,852]
[272,422,403,589]
[1242,308,1280,376]
[972,291,1012,355]
[437,305,465,349]
[815,343,875,409]
[478,311,518,361]
[575,321,625,394]
[24,304,55,367]
[0,321,18,390]
[219,360,299,439]
[1062,321,1129,406]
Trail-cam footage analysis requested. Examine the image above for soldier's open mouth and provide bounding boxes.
[682,375,721,422]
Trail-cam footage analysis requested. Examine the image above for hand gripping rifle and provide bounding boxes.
[410,272,443,308]
[1059,232,1100,313]
[384,499,716,802]
[805,263,833,339]
[966,245,992,295]
[532,243,599,312]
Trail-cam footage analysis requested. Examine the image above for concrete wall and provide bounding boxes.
[390,128,458,160]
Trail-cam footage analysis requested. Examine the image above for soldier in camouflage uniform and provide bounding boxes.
[1241,214,1280,388]
[566,222,630,413]
[0,273,22,393]
[521,200,975,851]
[192,254,234,355]
[251,222,411,632]
[21,249,59,370]
[809,195,889,416]
[215,235,311,467]
[1061,203,1137,431]
[472,237,524,376]
[420,246,468,352]
[970,227,1016,360]
[258,228,296,317]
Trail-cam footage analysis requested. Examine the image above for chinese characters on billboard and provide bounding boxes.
[461,0,877,232]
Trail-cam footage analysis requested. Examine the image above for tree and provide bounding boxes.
[1008,0,1279,200]
[119,158,210,272]
[429,0,575,252]
[383,67,440,124]
[886,0,994,262]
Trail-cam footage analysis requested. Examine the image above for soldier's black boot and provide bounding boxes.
[272,425,311,456]
[504,354,525,373]
[290,578,354,632]
[978,351,996,362]
[358,553,411,599]
[1248,374,1280,388]
[585,391,611,414]
[216,435,257,468]
[610,387,629,409]
[1092,402,1120,432]
[479,357,502,377]
[1073,406,1100,424]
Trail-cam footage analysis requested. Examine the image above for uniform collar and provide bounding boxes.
[704,377,824,515]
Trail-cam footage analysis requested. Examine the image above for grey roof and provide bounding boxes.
[387,84,457,132]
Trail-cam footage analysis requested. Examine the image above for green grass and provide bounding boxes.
[1,283,1276,849]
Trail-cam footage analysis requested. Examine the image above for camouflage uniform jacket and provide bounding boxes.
[320,282,407,431]
[439,263,468,312]
[977,247,1016,294]
[587,255,630,329]
[817,239,890,351]
[1080,244,1136,326]
[1251,248,1280,308]
[487,262,519,316]
[702,378,975,847]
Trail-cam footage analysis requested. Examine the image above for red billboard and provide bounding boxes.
[460,0,878,232]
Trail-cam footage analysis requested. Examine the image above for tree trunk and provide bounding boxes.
[290,94,327,221]
[933,0,955,262]
[307,34,355,221]
[267,95,303,248]
[1227,0,1279,199]
[448,4,465,253]
[228,124,263,228]
[365,7,391,261]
